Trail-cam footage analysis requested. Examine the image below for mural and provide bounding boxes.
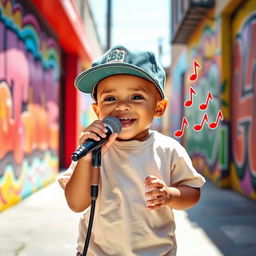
[171,1,256,199]
[0,0,60,211]
[231,0,256,199]
[183,13,230,187]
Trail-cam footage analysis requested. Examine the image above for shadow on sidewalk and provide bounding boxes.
[186,180,256,256]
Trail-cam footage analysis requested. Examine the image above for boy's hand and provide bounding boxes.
[79,120,118,161]
[144,175,172,210]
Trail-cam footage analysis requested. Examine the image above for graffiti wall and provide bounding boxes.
[0,0,61,211]
[231,0,256,199]
[172,11,230,187]
[171,0,256,199]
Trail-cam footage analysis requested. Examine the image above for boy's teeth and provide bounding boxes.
[119,118,135,127]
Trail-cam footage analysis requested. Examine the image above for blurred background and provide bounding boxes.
[0,0,256,254]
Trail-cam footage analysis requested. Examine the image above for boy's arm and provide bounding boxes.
[165,185,200,210]
[63,120,118,213]
[144,176,201,210]
[64,158,93,212]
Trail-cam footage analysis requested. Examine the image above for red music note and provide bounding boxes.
[184,87,197,107]
[193,113,208,131]
[209,110,224,129]
[199,92,213,110]
[174,117,189,137]
[189,60,200,82]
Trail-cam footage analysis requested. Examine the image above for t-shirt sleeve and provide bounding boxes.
[170,143,205,188]
[57,161,77,189]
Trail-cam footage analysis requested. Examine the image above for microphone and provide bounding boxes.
[71,116,122,162]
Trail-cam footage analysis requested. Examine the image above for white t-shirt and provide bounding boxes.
[59,130,205,256]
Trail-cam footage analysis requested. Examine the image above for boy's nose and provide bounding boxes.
[115,100,131,111]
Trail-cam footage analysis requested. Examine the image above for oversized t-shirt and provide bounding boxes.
[59,130,205,256]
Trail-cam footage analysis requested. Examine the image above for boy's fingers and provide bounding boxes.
[146,196,164,205]
[102,133,118,154]
[145,189,162,197]
[105,133,118,147]
[147,204,163,210]
[80,120,108,140]
[90,120,107,128]
[145,175,157,180]
[108,133,118,142]
[79,131,101,145]
[88,125,108,138]
[144,175,157,184]
[145,180,163,189]
[93,121,108,130]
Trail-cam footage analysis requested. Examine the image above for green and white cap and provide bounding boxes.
[75,45,166,100]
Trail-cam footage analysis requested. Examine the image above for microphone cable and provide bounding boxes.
[82,148,101,256]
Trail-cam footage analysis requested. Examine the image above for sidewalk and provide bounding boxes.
[175,181,256,256]
[0,178,80,256]
[0,178,256,256]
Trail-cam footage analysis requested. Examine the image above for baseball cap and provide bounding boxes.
[75,45,166,100]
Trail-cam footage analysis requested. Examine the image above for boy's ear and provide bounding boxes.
[154,98,168,117]
[92,103,100,118]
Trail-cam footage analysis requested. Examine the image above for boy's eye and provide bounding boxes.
[131,95,144,100]
[104,96,116,102]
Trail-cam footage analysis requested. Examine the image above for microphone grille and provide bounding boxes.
[103,116,122,133]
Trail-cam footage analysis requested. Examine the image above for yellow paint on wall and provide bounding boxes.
[13,10,22,28]
[3,0,12,18]
[219,15,231,120]
[221,0,248,15]
[0,168,24,211]
[232,0,256,40]
[188,9,216,47]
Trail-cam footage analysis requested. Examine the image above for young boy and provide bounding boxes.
[59,45,205,256]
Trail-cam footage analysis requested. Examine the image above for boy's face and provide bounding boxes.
[92,74,168,141]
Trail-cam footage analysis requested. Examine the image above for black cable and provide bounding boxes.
[82,198,96,256]
[82,148,101,256]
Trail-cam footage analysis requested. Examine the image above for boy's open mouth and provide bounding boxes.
[118,118,136,128]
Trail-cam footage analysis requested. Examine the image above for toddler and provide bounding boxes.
[59,45,205,256]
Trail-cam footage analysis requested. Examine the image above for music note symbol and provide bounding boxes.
[184,87,197,107]
[189,60,200,82]
[209,110,224,129]
[174,117,189,137]
[193,113,208,131]
[199,92,213,111]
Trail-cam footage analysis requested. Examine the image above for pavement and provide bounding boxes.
[0,177,256,256]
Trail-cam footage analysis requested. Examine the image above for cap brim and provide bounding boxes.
[75,63,164,99]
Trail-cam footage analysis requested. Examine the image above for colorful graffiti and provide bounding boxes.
[171,1,256,199]
[180,13,230,186]
[231,2,256,199]
[0,0,60,211]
